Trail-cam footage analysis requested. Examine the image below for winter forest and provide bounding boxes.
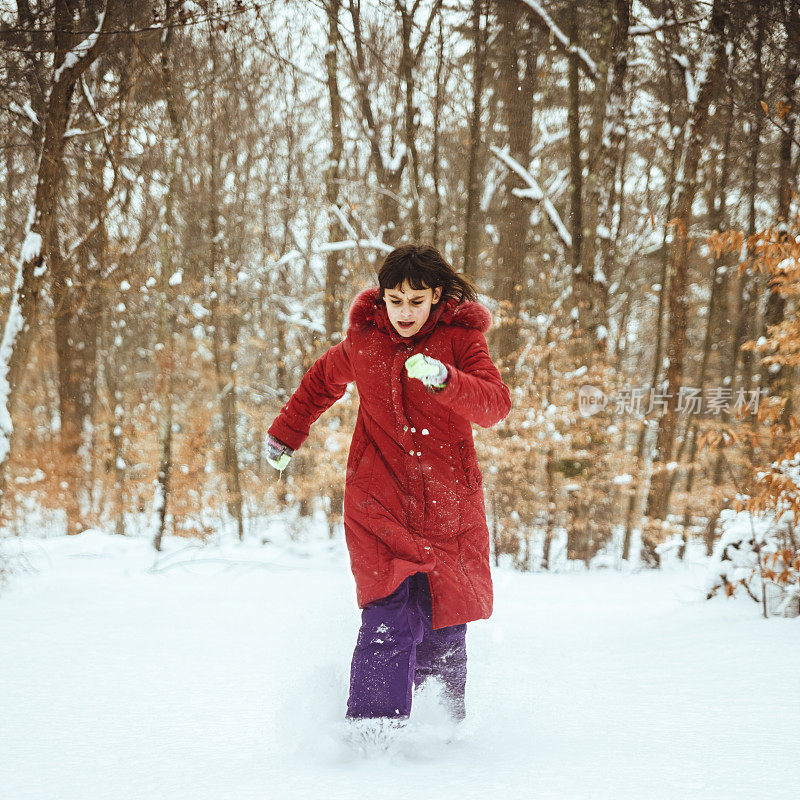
[2,0,800,793]
[3,0,800,607]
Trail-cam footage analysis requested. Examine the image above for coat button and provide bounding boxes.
[409,449,414,455]
[410,427,416,433]
[403,425,408,431]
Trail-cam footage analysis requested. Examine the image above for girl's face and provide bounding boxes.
[383,280,442,338]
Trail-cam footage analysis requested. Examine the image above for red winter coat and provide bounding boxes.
[267,287,512,629]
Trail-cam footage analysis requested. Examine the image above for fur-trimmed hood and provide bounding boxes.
[347,286,492,336]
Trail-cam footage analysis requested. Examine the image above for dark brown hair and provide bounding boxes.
[377,244,478,304]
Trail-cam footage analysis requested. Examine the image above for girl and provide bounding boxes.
[265,244,511,732]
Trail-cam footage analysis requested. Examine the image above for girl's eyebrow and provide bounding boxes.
[387,291,425,298]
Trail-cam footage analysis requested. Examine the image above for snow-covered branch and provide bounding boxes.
[274,235,391,269]
[63,124,109,138]
[518,0,598,82]
[330,204,362,243]
[53,7,108,85]
[318,239,392,254]
[490,145,572,251]
[630,14,708,36]
[9,100,40,127]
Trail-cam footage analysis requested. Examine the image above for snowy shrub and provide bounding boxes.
[704,218,800,618]
[705,507,800,618]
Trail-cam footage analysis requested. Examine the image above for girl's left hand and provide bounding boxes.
[405,353,449,389]
[265,432,294,472]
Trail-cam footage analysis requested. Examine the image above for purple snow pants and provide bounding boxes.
[346,571,467,721]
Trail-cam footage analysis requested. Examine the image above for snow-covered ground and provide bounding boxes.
[1,526,798,800]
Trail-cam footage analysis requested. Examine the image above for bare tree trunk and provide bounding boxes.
[324,0,346,340]
[153,1,181,552]
[542,325,557,571]
[394,0,440,242]
[763,0,800,424]
[596,0,631,295]
[462,0,488,276]
[623,33,682,560]
[704,98,739,554]
[567,0,631,562]
[3,141,20,252]
[666,91,735,532]
[53,142,106,534]
[739,3,766,479]
[777,0,800,224]
[567,3,582,283]
[207,9,244,541]
[253,196,275,478]
[52,230,84,536]
[577,0,614,342]
[646,0,729,521]
[491,4,537,382]
[677,249,724,553]
[347,0,407,244]
[431,13,444,249]
[104,296,128,537]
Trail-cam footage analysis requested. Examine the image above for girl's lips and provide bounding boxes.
[398,321,414,327]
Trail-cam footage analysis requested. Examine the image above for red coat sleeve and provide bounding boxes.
[267,335,355,451]
[429,328,512,427]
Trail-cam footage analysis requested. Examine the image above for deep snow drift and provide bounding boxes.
[1,526,797,800]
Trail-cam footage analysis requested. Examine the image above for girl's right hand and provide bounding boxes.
[265,433,293,472]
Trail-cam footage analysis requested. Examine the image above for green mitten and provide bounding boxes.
[405,353,449,389]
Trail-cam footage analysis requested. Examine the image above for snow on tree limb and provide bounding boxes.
[330,203,396,255]
[0,224,39,467]
[318,239,392,254]
[330,204,362,243]
[629,14,708,36]
[19,230,42,263]
[518,0,598,82]
[490,145,572,250]
[63,124,109,138]
[275,236,392,269]
[9,100,40,127]
[53,8,107,85]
